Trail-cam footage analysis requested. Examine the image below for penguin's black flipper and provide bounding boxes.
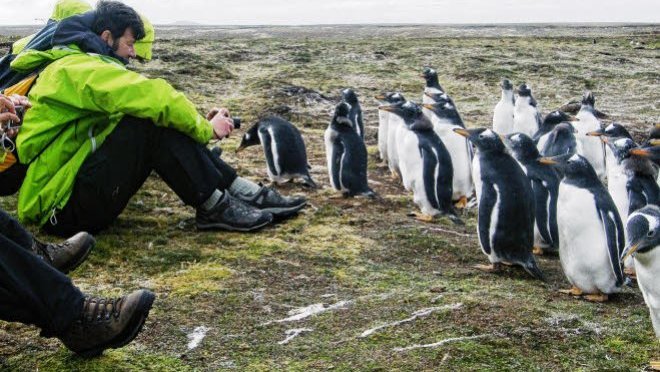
[531,179,553,246]
[259,129,279,178]
[477,182,496,255]
[421,145,454,214]
[627,177,659,214]
[596,203,625,286]
[329,141,344,191]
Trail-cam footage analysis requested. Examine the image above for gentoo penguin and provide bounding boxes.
[382,101,459,222]
[621,205,660,337]
[341,88,364,139]
[383,95,408,180]
[324,102,375,197]
[587,122,633,176]
[540,122,578,158]
[551,154,625,301]
[492,79,515,136]
[421,67,446,104]
[512,84,542,138]
[422,98,475,208]
[505,132,561,255]
[375,92,406,163]
[454,128,544,280]
[575,91,607,182]
[533,111,576,153]
[603,137,659,217]
[237,116,316,188]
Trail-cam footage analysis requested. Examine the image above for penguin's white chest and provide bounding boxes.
[430,117,474,199]
[557,182,619,294]
[258,128,282,180]
[493,99,514,135]
[324,127,339,189]
[634,248,660,337]
[575,112,606,180]
[387,116,404,174]
[513,101,538,137]
[377,110,390,160]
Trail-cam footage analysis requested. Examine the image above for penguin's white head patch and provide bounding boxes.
[245,133,251,140]
[569,153,580,162]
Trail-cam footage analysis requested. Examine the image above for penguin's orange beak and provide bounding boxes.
[375,94,386,100]
[453,128,470,138]
[622,242,640,262]
[422,104,436,110]
[379,105,395,112]
[650,139,660,146]
[538,157,558,165]
[630,148,652,157]
[586,130,603,137]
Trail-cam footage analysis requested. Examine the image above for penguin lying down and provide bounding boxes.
[237,116,316,188]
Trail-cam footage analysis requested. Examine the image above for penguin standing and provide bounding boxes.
[587,122,633,178]
[237,116,316,188]
[382,102,459,222]
[512,84,542,138]
[540,122,579,158]
[422,97,475,208]
[421,67,446,104]
[492,79,515,136]
[384,96,407,180]
[533,111,576,153]
[575,91,607,182]
[454,128,544,280]
[551,154,625,301]
[324,102,375,197]
[621,205,660,337]
[505,133,561,255]
[341,88,364,139]
[375,92,405,163]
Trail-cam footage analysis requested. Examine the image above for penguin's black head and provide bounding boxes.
[381,101,431,130]
[551,153,600,183]
[341,88,359,104]
[375,91,406,105]
[648,123,660,141]
[454,128,506,153]
[516,83,532,97]
[421,67,442,89]
[581,91,595,107]
[422,95,452,113]
[423,91,452,104]
[500,78,513,91]
[332,102,353,128]
[622,205,660,260]
[586,122,632,140]
[543,110,575,127]
[603,137,636,161]
[504,132,539,161]
[236,121,262,152]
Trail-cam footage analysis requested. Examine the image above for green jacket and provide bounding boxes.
[13,46,213,225]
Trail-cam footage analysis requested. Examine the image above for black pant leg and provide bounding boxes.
[0,208,33,250]
[0,233,84,337]
[44,116,238,236]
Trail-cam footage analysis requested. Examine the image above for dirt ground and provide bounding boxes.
[0,24,658,371]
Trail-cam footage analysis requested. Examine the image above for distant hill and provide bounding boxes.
[169,20,204,26]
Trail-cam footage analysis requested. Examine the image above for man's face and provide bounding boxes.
[103,28,137,59]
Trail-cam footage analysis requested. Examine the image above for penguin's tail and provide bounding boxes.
[446,213,464,226]
[301,174,317,189]
[523,260,546,282]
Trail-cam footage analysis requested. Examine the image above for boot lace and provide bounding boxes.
[82,296,123,322]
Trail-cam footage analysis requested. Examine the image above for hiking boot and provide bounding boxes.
[234,185,307,219]
[31,232,95,274]
[58,289,155,358]
[196,192,273,232]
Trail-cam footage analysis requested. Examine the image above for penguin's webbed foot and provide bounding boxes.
[558,286,583,297]
[410,212,434,222]
[624,267,637,280]
[474,263,501,273]
[454,196,468,209]
[584,293,609,302]
[649,360,660,371]
[533,246,544,256]
[390,170,401,181]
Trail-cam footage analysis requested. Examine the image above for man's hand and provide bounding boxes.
[210,115,234,140]
[9,94,31,109]
[206,107,230,121]
[0,95,21,131]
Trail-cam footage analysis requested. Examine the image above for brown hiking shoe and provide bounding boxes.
[58,289,155,358]
[31,232,95,274]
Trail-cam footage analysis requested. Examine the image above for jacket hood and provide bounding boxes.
[52,11,129,65]
[134,14,154,61]
[50,0,93,21]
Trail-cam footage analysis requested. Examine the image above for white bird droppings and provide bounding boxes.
[187,326,210,351]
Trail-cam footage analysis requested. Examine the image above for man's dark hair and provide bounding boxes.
[92,0,145,41]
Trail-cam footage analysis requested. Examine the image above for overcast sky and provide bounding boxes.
[1,0,659,25]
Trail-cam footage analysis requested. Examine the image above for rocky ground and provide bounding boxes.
[0,24,658,371]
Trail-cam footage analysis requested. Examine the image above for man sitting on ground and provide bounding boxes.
[12,0,306,236]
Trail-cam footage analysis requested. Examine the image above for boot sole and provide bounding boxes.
[60,234,96,275]
[261,201,307,219]
[197,217,273,232]
[76,291,156,358]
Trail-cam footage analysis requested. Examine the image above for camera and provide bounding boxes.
[232,116,241,129]
[5,105,24,130]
